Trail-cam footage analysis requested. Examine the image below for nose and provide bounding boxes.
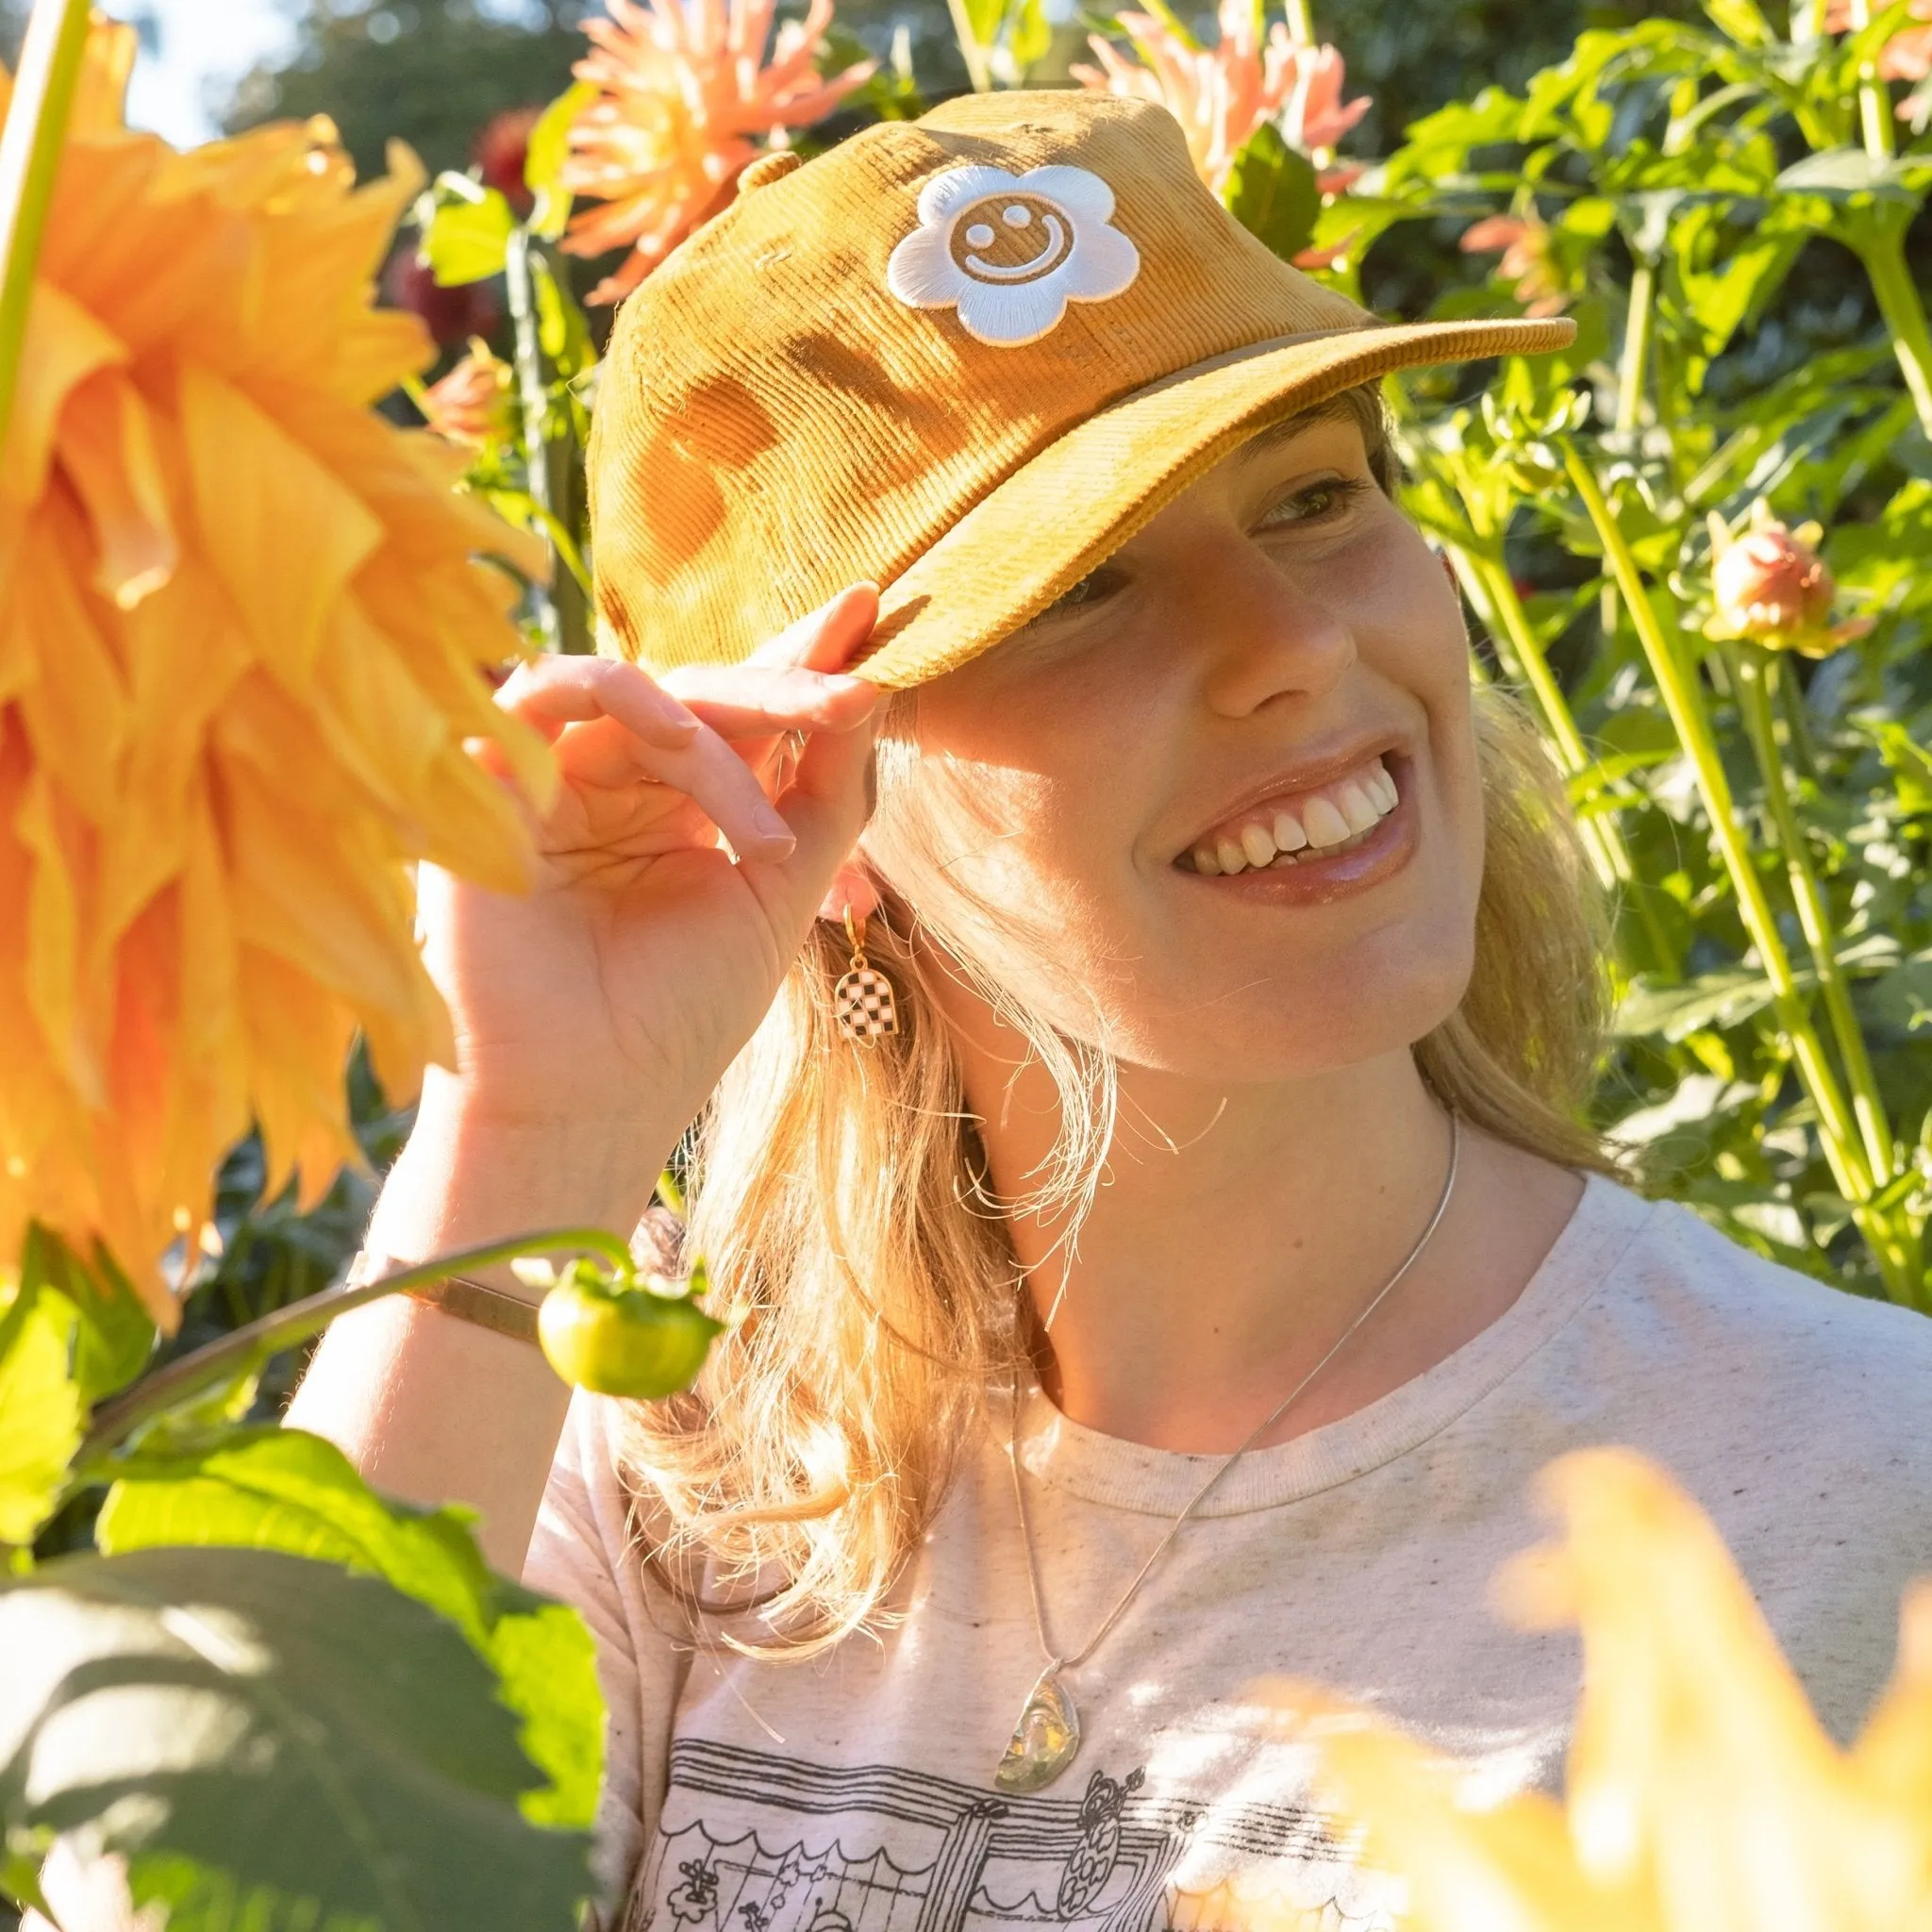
[1181,521,1357,719]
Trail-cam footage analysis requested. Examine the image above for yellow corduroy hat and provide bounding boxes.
[588,90,1574,690]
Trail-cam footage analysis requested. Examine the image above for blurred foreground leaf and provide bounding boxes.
[0,1546,593,1929]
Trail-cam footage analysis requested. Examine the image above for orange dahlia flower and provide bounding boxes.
[1071,0,1368,197]
[1267,1450,1932,1930]
[559,0,874,304]
[0,25,552,1324]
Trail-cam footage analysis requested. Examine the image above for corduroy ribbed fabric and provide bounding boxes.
[588,91,1574,689]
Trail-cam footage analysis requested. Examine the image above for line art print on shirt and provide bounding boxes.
[623,1739,1394,1932]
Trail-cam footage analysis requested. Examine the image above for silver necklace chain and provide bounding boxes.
[1007,1112,1461,1677]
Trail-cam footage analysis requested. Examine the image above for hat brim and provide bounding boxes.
[854,314,1574,689]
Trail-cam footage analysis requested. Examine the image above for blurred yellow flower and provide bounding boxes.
[559,0,874,305]
[1071,0,1368,198]
[0,25,553,1324]
[1266,1450,1932,1930]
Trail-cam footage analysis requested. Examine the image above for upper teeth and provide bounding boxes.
[1190,758,1399,876]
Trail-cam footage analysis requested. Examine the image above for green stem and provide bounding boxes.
[1562,448,1876,1208]
[1848,0,1900,158]
[1453,544,1676,973]
[74,1226,634,1467]
[942,0,993,92]
[1854,222,1932,441]
[1616,258,1656,436]
[1732,649,1897,1186]
[503,230,591,652]
[0,0,92,455]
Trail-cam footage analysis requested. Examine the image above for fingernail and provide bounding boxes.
[754,803,794,845]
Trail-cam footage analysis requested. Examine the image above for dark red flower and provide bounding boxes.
[475,106,543,215]
[383,248,501,347]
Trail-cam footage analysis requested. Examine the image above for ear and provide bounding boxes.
[817,855,881,927]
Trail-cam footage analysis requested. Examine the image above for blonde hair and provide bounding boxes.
[613,397,1616,1657]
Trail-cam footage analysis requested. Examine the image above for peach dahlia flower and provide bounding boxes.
[1071,0,1368,197]
[1825,0,1932,84]
[560,0,874,304]
[0,25,551,1321]
[1459,211,1570,317]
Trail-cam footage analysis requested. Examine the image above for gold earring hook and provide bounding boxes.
[843,905,867,968]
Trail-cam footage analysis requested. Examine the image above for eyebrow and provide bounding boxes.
[1237,399,1365,466]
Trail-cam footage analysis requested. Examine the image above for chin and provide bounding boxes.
[1106,921,1478,1081]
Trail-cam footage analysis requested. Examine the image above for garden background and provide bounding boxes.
[2,0,1930,1923]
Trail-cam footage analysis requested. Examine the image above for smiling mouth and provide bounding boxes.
[1178,754,1401,875]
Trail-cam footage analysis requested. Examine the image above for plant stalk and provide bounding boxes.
[75,1227,635,1467]
[1854,223,1932,440]
[1616,258,1656,435]
[503,229,591,652]
[942,0,994,92]
[1848,0,1900,159]
[1732,648,1898,1187]
[1560,447,1924,1298]
[0,0,92,456]
[1451,543,1676,974]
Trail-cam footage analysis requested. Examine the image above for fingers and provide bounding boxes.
[748,582,880,674]
[658,664,877,741]
[496,656,703,750]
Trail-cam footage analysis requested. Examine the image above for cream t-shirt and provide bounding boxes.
[524,1176,1932,1932]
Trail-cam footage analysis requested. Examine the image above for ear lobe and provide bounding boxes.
[818,858,881,926]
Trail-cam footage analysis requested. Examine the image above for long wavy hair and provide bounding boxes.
[612,386,1615,1657]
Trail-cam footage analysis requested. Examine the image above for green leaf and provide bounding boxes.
[423,187,518,287]
[961,0,1004,50]
[1775,147,1932,205]
[1616,966,1782,1041]
[0,1546,591,1929]
[22,1225,156,1403]
[524,81,596,241]
[0,1287,82,1545]
[529,250,594,378]
[1222,125,1322,264]
[98,1427,602,1829]
[1007,0,1052,72]
[1702,0,1774,46]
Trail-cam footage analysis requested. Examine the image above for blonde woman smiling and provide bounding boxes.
[293,92,1932,1932]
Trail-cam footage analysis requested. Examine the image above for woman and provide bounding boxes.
[292,91,1932,1932]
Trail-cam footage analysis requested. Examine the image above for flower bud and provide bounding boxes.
[420,341,516,449]
[1705,507,1872,657]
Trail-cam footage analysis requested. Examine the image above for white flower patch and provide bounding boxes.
[886,163,1141,347]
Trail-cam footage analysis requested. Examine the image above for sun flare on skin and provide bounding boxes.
[1258,1450,1932,1932]
[0,25,552,1323]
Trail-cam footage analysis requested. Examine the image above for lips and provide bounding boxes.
[1180,753,1401,875]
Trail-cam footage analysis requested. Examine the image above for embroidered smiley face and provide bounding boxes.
[886,163,1141,347]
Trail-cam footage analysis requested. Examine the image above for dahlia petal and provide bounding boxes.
[1,280,127,505]
[180,366,384,684]
[58,372,178,610]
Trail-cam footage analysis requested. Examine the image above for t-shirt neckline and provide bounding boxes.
[1010,1172,1657,1519]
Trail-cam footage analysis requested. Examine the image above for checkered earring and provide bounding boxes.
[834,908,900,1045]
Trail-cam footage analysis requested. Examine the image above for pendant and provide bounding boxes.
[994,1664,1080,1792]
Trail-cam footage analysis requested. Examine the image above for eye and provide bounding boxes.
[1027,562,1127,625]
[1254,474,1371,532]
